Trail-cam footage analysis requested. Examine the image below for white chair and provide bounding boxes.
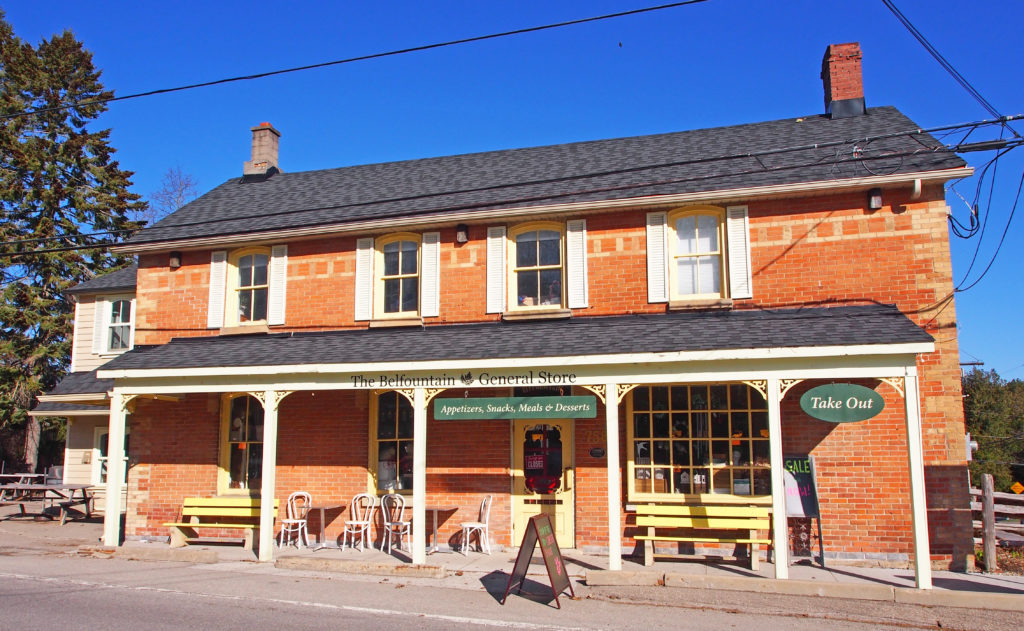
[278,491,312,548]
[380,493,411,554]
[460,495,492,555]
[341,493,375,551]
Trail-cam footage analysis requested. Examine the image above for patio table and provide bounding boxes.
[0,483,94,524]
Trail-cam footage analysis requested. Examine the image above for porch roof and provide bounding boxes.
[100,304,931,373]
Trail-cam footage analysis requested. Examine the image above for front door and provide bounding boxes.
[512,419,574,549]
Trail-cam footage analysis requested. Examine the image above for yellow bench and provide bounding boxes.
[634,503,772,569]
[164,497,278,551]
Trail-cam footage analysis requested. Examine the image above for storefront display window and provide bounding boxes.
[223,395,264,492]
[374,391,414,491]
[628,384,770,499]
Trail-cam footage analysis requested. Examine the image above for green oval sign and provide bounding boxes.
[800,384,884,423]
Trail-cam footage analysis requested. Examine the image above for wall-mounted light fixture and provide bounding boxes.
[169,251,182,269]
[867,188,883,210]
[455,224,469,243]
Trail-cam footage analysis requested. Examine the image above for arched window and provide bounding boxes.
[219,395,264,494]
[509,223,564,309]
[375,234,421,317]
[371,391,414,493]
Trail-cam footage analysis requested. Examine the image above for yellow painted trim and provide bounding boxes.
[373,232,422,319]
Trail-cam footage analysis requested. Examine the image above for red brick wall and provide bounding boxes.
[126,186,969,564]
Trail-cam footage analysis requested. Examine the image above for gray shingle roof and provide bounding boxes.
[31,401,108,415]
[67,265,138,294]
[99,305,931,372]
[41,370,113,396]
[127,107,965,246]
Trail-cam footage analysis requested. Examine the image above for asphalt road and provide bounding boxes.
[1,550,1021,631]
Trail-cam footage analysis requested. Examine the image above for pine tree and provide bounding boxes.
[0,11,145,470]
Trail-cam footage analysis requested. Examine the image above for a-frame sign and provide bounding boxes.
[501,513,575,608]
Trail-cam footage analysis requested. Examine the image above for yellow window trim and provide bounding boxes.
[506,221,565,311]
[373,232,421,320]
[369,391,415,496]
[224,247,271,328]
[667,207,728,302]
[217,393,261,496]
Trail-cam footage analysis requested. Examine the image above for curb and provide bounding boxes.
[586,570,1024,612]
[93,545,220,564]
[275,557,446,578]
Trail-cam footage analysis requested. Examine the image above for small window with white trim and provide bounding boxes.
[93,295,135,356]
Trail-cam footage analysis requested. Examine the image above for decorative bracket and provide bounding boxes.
[579,384,606,405]
[424,388,447,405]
[250,390,295,412]
[742,380,767,401]
[878,377,905,397]
[779,379,804,400]
[119,394,139,414]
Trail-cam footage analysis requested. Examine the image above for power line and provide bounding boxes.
[0,1,709,122]
[956,166,1024,292]
[882,0,1021,139]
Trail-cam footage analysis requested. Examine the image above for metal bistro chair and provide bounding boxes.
[380,493,411,554]
[278,491,312,548]
[341,493,375,551]
[460,495,492,555]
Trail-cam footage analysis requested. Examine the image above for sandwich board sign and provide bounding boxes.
[501,513,574,608]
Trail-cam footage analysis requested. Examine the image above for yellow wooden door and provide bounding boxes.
[512,419,574,549]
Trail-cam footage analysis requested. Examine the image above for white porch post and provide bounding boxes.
[102,390,128,546]
[766,378,788,579]
[904,371,932,589]
[412,387,427,564]
[605,382,622,571]
[258,389,280,562]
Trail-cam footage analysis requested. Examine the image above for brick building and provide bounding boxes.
[44,43,973,587]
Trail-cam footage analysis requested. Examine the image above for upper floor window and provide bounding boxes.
[231,250,269,324]
[670,210,724,299]
[376,235,420,317]
[646,206,751,305]
[355,232,440,321]
[512,225,564,309]
[207,246,288,329]
[92,295,134,356]
[107,299,132,351]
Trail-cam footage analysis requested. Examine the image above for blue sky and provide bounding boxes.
[4,1,1023,376]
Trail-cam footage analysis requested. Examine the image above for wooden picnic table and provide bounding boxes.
[0,483,94,525]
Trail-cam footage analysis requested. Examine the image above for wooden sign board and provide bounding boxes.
[501,513,574,609]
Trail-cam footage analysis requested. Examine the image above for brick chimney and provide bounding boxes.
[243,122,281,176]
[821,43,866,118]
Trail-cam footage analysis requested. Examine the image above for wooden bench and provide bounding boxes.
[634,503,772,569]
[164,497,278,551]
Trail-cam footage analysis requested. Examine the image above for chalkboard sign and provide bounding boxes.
[501,514,574,609]
[783,454,820,519]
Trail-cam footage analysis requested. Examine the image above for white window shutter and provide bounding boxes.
[646,212,668,303]
[566,219,588,309]
[268,245,288,325]
[92,297,107,354]
[421,232,440,318]
[207,251,227,329]
[355,238,374,321]
[486,226,506,313]
[726,205,753,300]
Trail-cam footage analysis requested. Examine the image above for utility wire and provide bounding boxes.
[956,166,1024,292]
[882,0,1021,139]
[0,1,709,121]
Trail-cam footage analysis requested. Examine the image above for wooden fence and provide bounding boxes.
[970,473,1024,572]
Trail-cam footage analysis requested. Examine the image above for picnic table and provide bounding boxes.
[0,483,95,525]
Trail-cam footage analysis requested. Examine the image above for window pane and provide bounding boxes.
[246,400,263,442]
[710,386,728,409]
[229,444,246,488]
[696,256,720,294]
[634,440,651,465]
[516,232,537,267]
[238,256,253,286]
[229,397,247,441]
[671,386,687,409]
[690,387,708,410]
[401,277,418,312]
[238,291,252,321]
[672,441,690,466]
[109,325,129,351]
[378,443,398,488]
[383,242,400,276]
[111,300,130,324]
[397,397,413,438]
[634,413,650,438]
[247,443,263,487]
[692,412,709,438]
[633,387,650,411]
[252,288,267,321]
[400,241,418,274]
[711,412,729,437]
[399,442,413,490]
[671,413,688,438]
[653,441,670,465]
[696,214,718,253]
[652,413,670,437]
[675,217,697,254]
[384,278,400,313]
[730,384,748,408]
[539,269,561,305]
[252,254,268,286]
[378,393,397,439]
[538,231,560,266]
[651,386,669,410]
[676,258,697,295]
[517,270,539,306]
